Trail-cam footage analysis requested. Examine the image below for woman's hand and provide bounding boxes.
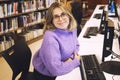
[74,53,80,61]
[64,58,73,62]
[65,53,80,62]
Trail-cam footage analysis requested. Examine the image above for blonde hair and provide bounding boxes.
[43,2,77,33]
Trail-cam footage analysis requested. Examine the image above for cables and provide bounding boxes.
[106,48,120,60]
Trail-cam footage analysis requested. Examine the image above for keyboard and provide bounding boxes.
[83,27,98,38]
[80,54,106,80]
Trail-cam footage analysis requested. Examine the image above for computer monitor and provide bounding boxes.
[99,10,107,34]
[102,21,114,62]
[100,29,120,75]
[108,0,118,17]
[108,0,112,11]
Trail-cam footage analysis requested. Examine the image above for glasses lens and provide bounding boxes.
[61,13,67,18]
[53,12,67,20]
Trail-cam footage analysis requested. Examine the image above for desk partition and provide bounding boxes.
[56,5,120,80]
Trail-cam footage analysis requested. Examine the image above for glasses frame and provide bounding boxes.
[53,12,68,21]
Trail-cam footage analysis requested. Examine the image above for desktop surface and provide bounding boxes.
[78,4,120,80]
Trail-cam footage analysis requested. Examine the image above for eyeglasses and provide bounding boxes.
[53,12,68,21]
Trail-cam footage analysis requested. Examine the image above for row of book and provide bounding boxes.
[0,17,18,33]
[0,28,43,52]
[0,11,46,34]
[0,0,56,18]
[20,29,43,42]
[0,35,14,52]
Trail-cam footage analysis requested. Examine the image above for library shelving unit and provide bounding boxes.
[0,0,56,55]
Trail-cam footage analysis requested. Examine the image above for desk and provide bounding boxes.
[56,5,120,80]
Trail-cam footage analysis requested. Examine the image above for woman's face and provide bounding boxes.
[52,8,70,30]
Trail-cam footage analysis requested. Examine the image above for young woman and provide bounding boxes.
[32,2,80,80]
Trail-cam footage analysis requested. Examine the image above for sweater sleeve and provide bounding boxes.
[76,38,80,53]
[40,31,80,76]
[74,29,80,53]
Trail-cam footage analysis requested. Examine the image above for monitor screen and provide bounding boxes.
[108,0,118,17]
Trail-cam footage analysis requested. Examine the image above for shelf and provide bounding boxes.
[0,0,56,57]
[0,8,48,19]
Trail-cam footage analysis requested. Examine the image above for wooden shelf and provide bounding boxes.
[0,0,57,56]
[0,8,48,19]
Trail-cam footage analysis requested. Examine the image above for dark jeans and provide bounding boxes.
[33,69,56,80]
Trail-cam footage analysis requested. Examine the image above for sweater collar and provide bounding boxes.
[55,28,71,34]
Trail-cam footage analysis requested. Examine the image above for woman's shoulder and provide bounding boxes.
[43,30,58,43]
[45,30,55,34]
[73,28,77,33]
[44,30,56,38]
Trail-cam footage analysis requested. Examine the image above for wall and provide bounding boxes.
[86,0,119,9]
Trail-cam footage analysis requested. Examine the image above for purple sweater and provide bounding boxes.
[32,28,80,77]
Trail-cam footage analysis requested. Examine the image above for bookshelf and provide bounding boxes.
[0,0,56,54]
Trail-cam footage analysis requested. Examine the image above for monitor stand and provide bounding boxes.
[100,61,120,75]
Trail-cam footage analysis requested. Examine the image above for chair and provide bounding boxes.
[2,35,34,80]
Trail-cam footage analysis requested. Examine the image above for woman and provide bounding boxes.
[32,2,80,80]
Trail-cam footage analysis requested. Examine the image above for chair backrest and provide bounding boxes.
[2,36,32,80]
